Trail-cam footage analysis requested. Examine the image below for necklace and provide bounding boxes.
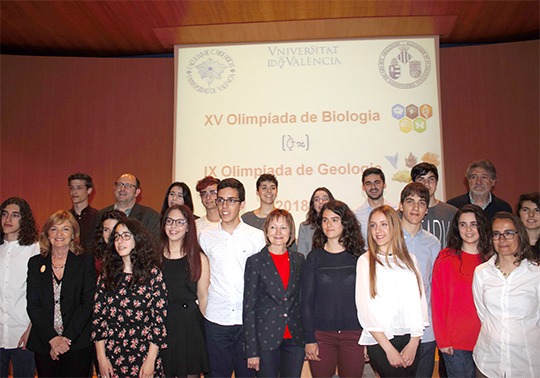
[52,263,65,270]
[495,262,510,277]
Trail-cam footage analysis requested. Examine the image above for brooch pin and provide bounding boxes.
[40,265,46,273]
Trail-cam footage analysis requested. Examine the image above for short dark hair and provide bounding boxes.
[362,168,385,184]
[411,163,439,182]
[68,172,93,189]
[466,160,497,181]
[196,176,221,193]
[256,174,278,190]
[517,192,540,214]
[218,178,245,202]
[400,182,430,205]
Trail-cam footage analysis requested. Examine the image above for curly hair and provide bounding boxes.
[160,182,195,219]
[1,197,38,246]
[39,210,83,256]
[159,205,203,282]
[312,200,364,257]
[366,205,423,299]
[302,187,335,227]
[492,212,539,266]
[89,209,127,260]
[102,218,160,291]
[447,204,492,260]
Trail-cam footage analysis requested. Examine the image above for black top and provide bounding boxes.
[446,193,512,221]
[301,248,361,344]
[69,206,98,252]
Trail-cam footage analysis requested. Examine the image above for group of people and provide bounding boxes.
[0,158,538,378]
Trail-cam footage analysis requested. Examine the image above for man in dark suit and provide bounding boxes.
[447,160,512,220]
[93,173,160,241]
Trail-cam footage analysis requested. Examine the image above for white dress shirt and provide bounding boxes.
[199,220,265,326]
[356,252,429,345]
[195,215,219,238]
[473,255,540,378]
[354,199,397,242]
[0,240,40,348]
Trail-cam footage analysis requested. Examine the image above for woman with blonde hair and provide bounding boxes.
[26,210,96,377]
[356,205,428,377]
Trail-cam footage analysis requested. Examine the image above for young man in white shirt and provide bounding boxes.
[399,183,441,378]
[411,163,457,249]
[0,198,40,378]
[195,176,221,235]
[199,178,265,378]
[354,168,397,241]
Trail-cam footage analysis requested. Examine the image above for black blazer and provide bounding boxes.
[243,246,305,358]
[93,202,160,242]
[26,251,97,353]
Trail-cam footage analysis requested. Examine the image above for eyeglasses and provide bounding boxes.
[114,232,133,242]
[165,218,187,227]
[492,230,517,240]
[200,190,217,198]
[115,182,137,190]
[215,197,241,206]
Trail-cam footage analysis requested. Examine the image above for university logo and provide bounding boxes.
[379,41,431,89]
[185,49,236,94]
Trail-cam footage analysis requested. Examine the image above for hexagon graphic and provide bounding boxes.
[420,104,433,119]
[406,104,419,119]
[413,118,427,133]
[399,118,412,133]
[391,104,405,120]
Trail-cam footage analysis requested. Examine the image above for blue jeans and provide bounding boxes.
[257,339,305,378]
[415,341,436,378]
[0,348,35,378]
[205,319,254,378]
[441,350,475,378]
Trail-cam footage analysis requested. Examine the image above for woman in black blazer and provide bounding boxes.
[243,209,305,378]
[26,210,96,377]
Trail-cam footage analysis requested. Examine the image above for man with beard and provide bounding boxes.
[354,168,397,241]
[447,160,512,220]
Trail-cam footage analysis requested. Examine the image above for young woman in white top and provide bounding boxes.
[472,212,540,378]
[356,205,428,377]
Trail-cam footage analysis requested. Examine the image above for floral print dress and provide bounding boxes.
[92,268,168,377]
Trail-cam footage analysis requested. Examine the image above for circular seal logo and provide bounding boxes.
[378,41,431,89]
[185,49,236,94]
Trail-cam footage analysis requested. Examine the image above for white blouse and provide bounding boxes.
[356,253,429,345]
[472,255,540,378]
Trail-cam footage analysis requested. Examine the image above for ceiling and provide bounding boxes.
[1,0,539,57]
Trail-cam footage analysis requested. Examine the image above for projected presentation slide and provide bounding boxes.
[174,36,443,228]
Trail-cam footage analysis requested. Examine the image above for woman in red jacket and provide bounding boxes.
[431,204,491,378]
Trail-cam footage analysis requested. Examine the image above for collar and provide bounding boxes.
[469,192,492,210]
[114,204,134,217]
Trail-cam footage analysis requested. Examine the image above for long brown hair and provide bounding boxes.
[367,205,423,299]
[159,205,203,281]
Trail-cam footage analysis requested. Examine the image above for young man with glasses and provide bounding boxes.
[199,178,265,378]
[93,173,160,241]
[195,176,221,235]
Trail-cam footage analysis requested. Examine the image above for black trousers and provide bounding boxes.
[35,345,93,378]
[367,334,420,378]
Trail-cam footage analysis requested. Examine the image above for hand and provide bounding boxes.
[385,346,406,368]
[400,341,419,367]
[364,346,370,362]
[98,357,114,378]
[49,348,59,361]
[49,336,70,356]
[139,358,155,378]
[247,357,260,371]
[17,325,32,350]
[439,346,454,356]
[305,343,321,361]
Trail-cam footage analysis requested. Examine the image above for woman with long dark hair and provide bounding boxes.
[92,218,167,378]
[26,210,96,377]
[473,212,540,378]
[302,200,365,378]
[356,205,427,378]
[431,205,491,378]
[517,192,540,258]
[89,209,126,275]
[159,205,210,377]
[160,182,196,219]
[297,187,334,257]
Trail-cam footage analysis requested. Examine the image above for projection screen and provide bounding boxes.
[174,36,444,231]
